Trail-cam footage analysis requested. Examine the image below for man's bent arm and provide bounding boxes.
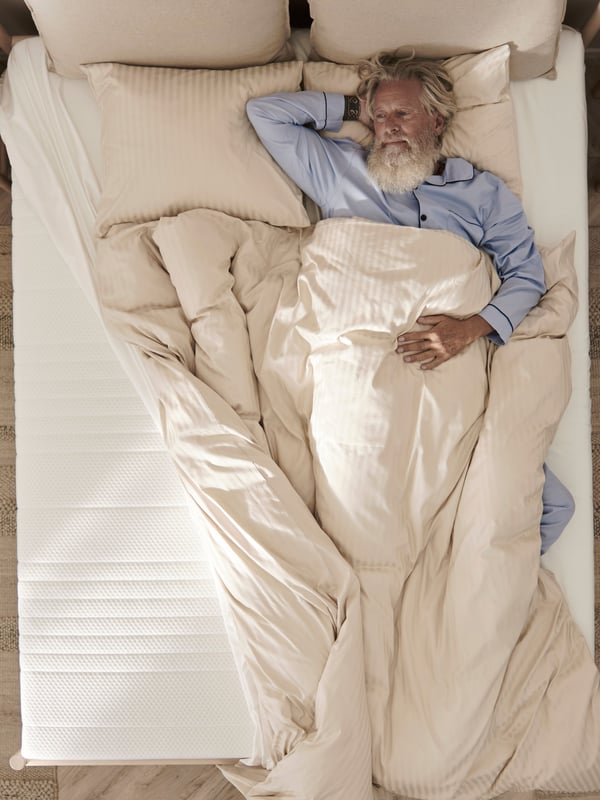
[247,91,346,209]
[477,175,546,345]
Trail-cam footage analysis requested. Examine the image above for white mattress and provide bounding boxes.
[0,28,593,765]
[10,189,255,763]
[3,42,256,763]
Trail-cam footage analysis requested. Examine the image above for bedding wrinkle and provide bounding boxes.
[105,217,372,794]
[153,212,268,446]
[288,219,495,793]
[152,361,370,780]
[92,197,600,796]
[0,42,102,311]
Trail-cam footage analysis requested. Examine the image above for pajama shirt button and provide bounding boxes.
[420,214,427,221]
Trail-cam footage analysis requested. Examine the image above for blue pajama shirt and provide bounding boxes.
[246,91,575,553]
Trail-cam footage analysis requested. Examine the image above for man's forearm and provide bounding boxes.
[246,92,345,210]
[479,176,547,346]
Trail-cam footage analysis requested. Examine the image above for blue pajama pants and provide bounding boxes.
[541,464,575,555]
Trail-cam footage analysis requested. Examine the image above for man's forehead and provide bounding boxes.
[373,79,424,108]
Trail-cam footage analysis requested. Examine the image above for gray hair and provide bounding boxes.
[357,51,457,137]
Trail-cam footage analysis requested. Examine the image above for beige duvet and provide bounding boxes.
[95,210,600,799]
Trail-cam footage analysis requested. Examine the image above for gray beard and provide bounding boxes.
[366,134,441,194]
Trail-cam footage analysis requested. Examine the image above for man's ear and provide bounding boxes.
[433,112,445,136]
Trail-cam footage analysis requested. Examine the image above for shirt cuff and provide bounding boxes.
[322,93,345,133]
[479,304,513,346]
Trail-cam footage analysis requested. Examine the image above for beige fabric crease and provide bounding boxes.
[94,210,599,799]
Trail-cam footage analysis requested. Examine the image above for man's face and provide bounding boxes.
[366,79,445,194]
[371,79,444,149]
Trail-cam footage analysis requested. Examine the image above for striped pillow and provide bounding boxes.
[303,46,522,199]
[23,0,292,78]
[84,61,310,236]
[307,0,563,80]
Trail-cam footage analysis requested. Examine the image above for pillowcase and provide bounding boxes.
[84,61,310,236]
[307,0,565,80]
[513,231,578,340]
[24,0,292,78]
[302,46,523,198]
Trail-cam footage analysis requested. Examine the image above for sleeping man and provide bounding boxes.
[246,50,574,555]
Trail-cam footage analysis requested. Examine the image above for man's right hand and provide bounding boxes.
[358,97,373,128]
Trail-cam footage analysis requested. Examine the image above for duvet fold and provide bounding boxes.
[94,210,600,799]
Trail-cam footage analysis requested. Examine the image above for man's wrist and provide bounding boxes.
[343,95,361,121]
[469,314,494,340]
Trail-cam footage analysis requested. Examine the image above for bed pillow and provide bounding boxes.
[514,231,578,340]
[307,0,565,80]
[24,0,292,78]
[302,46,522,198]
[84,61,311,237]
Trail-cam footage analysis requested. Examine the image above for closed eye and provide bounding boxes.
[374,109,412,121]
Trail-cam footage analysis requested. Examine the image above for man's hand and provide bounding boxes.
[357,97,373,129]
[395,314,493,370]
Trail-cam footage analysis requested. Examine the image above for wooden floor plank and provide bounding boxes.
[58,764,243,800]
[0,188,11,226]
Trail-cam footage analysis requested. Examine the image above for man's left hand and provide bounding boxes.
[395,314,493,370]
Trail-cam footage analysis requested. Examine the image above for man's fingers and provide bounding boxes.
[409,353,447,369]
[397,331,428,344]
[395,339,450,369]
[411,350,448,369]
[394,341,447,369]
[419,356,443,370]
[403,350,433,363]
[395,315,475,370]
[396,338,431,353]
[396,330,439,349]
[416,314,445,325]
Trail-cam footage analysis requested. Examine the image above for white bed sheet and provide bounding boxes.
[0,27,594,765]
[511,28,594,643]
